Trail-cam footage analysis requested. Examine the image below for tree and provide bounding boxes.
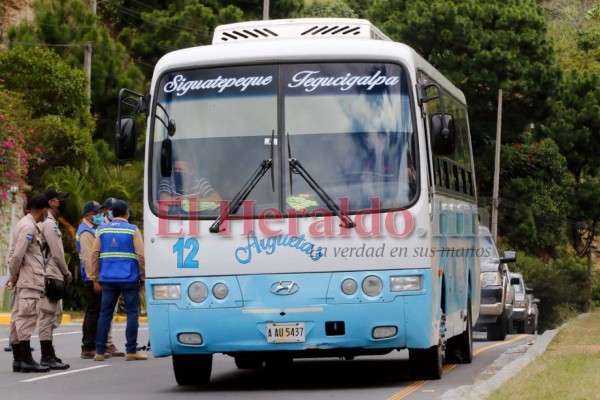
[499,138,574,253]
[542,0,600,75]
[0,87,45,197]
[0,46,90,122]
[367,0,561,194]
[8,0,146,141]
[541,70,600,255]
[102,0,303,79]
[301,0,358,18]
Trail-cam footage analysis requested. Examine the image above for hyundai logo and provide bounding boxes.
[270,281,300,296]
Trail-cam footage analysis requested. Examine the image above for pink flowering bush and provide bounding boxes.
[0,110,45,198]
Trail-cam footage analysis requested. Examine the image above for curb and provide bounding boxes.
[0,313,147,325]
[441,329,559,400]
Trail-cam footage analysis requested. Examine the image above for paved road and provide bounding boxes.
[0,323,534,400]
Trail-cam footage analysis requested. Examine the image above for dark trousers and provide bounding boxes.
[82,281,102,351]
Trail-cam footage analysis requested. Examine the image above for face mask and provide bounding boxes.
[92,214,105,225]
[58,201,67,213]
[108,210,114,221]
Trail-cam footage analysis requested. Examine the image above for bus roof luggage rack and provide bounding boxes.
[213,18,391,44]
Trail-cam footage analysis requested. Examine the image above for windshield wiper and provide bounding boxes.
[288,135,355,229]
[209,131,275,234]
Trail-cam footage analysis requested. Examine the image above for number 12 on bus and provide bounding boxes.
[115,18,481,385]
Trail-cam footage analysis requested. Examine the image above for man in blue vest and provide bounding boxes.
[76,200,124,359]
[91,200,147,361]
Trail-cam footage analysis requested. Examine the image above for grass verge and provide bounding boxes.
[488,312,600,400]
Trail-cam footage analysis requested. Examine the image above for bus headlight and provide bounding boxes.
[341,278,358,295]
[188,282,209,303]
[362,275,383,297]
[390,276,422,291]
[212,283,229,300]
[153,284,181,300]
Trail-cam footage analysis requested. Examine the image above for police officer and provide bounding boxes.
[91,200,147,361]
[37,188,73,370]
[8,194,51,373]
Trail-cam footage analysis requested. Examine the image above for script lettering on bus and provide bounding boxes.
[163,74,274,96]
[288,70,400,92]
[235,230,323,265]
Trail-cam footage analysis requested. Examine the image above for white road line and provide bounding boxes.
[0,327,148,342]
[20,365,110,382]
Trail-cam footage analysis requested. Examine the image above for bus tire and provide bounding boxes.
[409,342,443,380]
[173,354,212,386]
[445,293,473,363]
[486,308,508,341]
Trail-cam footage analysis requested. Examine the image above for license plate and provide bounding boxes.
[266,322,306,343]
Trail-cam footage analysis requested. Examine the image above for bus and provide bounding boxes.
[114,18,480,384]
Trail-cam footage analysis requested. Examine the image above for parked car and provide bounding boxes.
[504,264,516,333]
[526,293,540,334]
[475,226,517,341]
[510,272,535,333]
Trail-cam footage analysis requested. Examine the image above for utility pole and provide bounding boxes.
[263,0,270,20]
[586,245,596,312]
[84,41,92,99]
[491,89,502,241]
[84,0,97,100]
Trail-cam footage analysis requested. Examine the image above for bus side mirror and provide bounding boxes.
[114,117,136,161]
[501,250,517,264]
[430,113,455,156]
[510,277,520,286]
[161,138,172,177]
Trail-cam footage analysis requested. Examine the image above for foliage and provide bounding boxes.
[542,0,600,75]
[301,0,358,18]
[499,138,573,253]
[542,70,600,183]
[0,47,96,192]
[7,0,146,141]
[101,0,303,78]
[367,0,561,195]
[0,46,90,122]
[540,69,600,255]
[0,88,45,198]
[512,252,589,331]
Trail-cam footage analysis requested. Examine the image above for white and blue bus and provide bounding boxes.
[115,18,480,384]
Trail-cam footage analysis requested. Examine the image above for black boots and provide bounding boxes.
[40,340,70,370]
[12,342,21,372]
[19,340,50,373]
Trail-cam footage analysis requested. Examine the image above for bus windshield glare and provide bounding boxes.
[151,62,417,218]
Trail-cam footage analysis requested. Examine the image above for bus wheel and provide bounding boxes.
[409,342,443,380]
[235,356,264,369]
[172,354,212,386]
[445,294,473,363]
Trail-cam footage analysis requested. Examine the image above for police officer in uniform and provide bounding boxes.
[37,188,73,370]
[8,194,51,373]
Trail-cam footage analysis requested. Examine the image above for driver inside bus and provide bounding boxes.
[158,159,221,213]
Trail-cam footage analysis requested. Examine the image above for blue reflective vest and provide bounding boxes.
[76,222,97,282]
[97,220,140,283]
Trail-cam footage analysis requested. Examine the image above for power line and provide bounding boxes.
[4,42,87,47]
[98,0,210,37]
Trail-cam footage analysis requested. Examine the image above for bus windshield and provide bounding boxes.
[150,62,417,218]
